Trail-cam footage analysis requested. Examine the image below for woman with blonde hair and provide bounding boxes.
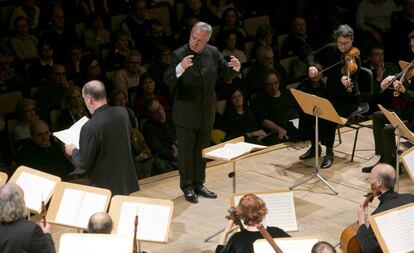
[216,193,290,253]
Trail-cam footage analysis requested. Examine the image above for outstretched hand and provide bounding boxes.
[180,55,194,70]
[227,55,241,72]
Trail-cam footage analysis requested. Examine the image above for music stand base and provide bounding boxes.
[289,170,338,195]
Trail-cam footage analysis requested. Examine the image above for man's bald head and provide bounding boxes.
[82,80,106,101]
[87,212,113,234]
[370,163,396,190]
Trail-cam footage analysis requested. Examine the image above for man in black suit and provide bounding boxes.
[164,22,240,203]
[0,183,55,253]
[65,80,139,195]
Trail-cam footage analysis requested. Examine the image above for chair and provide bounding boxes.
[276,33,289,54]
[148,2,172,36]
[50,109,62,132]
[75,22,86,41]
[0,91,23,117]
[340,67,373,162]
[243,15,270,37]
[111,13,128,31]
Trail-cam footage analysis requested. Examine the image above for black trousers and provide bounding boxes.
[175,125,211,192]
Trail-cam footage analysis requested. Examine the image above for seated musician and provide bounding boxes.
[357,163,414,252]
[215,193,290,253]
[87,212,113,234]
[0,183,55,253]
[361,31,414,173]
[311,241,336,253]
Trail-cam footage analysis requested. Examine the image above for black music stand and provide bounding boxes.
[290,89,348,195]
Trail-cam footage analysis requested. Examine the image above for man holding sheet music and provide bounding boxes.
[356,163,414,252]
[65,80,139,195]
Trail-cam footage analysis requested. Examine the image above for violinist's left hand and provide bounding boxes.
[393,80,406,93]
[341,76,352,88]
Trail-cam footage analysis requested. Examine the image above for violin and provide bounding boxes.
[340,186,381,253]
[341,47,360,91]
[381,60,414,97]
[41,200,47,227]
[225,207,245,230]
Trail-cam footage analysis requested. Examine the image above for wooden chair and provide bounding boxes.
[0,91,23,117]
[243,15,270,37]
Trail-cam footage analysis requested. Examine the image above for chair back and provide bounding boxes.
[357,67,374,99]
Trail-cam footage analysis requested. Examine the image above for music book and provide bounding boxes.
[253,236,319,253]
[369,203,414,253]
[8,166,61,214]
[401,146,414,184]
[204,141,266,161]
[46,182,111,230]
[231,189,298,231]
[108,195,174,243]
[59,233,133,253]
[0,171,8,186]
[53,116,89,148]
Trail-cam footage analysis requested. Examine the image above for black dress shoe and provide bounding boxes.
[299,145,322,160]
[361,164,375,173]
[195,186,217,199]
[320,152,334,169]
[184,189,198,203]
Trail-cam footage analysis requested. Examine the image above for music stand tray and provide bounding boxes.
[290,89,347,195]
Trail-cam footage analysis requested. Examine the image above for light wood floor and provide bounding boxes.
[50,126,414,252]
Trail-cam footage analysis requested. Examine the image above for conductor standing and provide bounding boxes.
[164,22,240,203]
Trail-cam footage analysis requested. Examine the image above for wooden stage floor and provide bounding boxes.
[51,126,414,252]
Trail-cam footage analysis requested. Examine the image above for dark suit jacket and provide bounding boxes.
[72,104,139,195]
[0,219,55,253]
[164,44,239,130]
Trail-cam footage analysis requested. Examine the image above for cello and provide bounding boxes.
[340,186,381,253]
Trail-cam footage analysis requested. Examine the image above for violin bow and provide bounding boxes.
[133,207,139,253]
[41,197,47,227]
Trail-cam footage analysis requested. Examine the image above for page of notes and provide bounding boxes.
[234,192,297,231]
[205,142,266,161]
[59,234,132,253]
[15,172,56,212]
[402,150,414,178]
[253,238,318,253]
[116,201,171,242]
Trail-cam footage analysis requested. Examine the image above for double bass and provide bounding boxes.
[340,186,381,253]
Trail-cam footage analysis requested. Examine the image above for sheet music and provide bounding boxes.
[59,234,132,253]
[15,172,56,212]
[205,142,266,161]
[402,149,414,177]
[373,205,414,252]
[116,201,171,242]
[53,116,88,148]
[55,189,108,228]
[234,192,297,231]
[253,237,318,253]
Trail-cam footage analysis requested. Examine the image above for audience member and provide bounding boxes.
[57,85,88,131]
[389,0,414,62]
[280,16,314,59]
[220,29,247,64]
[251,70,299,143]
[249,24,277,61]
[0,183,55,253]
[9,16,38,62]
[64,45,83,84]
[87,212,113,234]
[121,0,151,51]
[147,45,173,100]
[140,18,174,64]
[8,0,40,33]
[179,0,220,29]
[65,80,139,195]
[113,50,146,104]
[79,53,106,87]
[210,0,236,20]
[104,29,130,71]
[79,0,110,18]
[28,41,54,87]
[12,98,39,149]
[311,241,337,253]
[0,53,26,94]
[215,7,248,47]
[17,120,74,179]
[216,193,290,253]
[223,87,279,145]
[84,14,111,56]
[357,163,414,252]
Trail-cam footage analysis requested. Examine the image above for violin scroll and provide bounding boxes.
[225,207,244,230]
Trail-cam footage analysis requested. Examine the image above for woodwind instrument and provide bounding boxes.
[133,211,138,253]
[41,200,47,227]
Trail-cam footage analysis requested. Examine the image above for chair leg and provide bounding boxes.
[337,126,342,144]
[351,128,360,162]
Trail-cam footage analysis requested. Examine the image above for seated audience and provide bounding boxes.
[147,45,172,100]
[0,53,26,94]
[280,17,314,59]
[8,0,40,33]
[87,212,113,234]
[79,53,106,88]
[216,193,290,253]
[104,29,131,71]
[28,41,54,87]
[9,16,38,62]
[0,183,55,253]
[12,98,39,149]
[220,29,247,64]
[57,85,88,131]
[17,120,75,179]
[215,7,248,47]
[223,87,279,145]
[84,14,111,55]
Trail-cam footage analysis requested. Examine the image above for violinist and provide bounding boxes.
[215,193,290,253]
[356,163,414,253]
[0,183,56,253]
[362,31,414,173]
[299,24,360,169]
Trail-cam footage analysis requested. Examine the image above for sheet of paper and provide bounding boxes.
[15,172,56,212]
[402,150,414,177]
[206,142,266,160]
[116,202,171,242]
[55,188,84,226]
[253,238,318,253]
[225,142,266,150]
[53,116,88,148]
[59,234,132,253]
[234,192,297,231]
[373,205,414,252]
[75,192,108,228]
[289,118,299,130]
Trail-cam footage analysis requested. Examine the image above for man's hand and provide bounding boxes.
[39,222,52,234]
[393,80,405,94]
[65,144,76,157]
[358,203,369,227]
[180,55,194,70]
[380,75,395,91]
[277,127,288,141]
[227,55,241,72]
[375,63,385,82]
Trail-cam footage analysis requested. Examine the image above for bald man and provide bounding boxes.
[87,212,113,234]
[65,80,139,195]
[357,163,414,253]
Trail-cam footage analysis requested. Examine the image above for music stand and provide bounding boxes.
[378,104,414,191]
[290,89,347,195]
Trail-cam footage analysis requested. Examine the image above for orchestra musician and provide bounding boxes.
[356,163,414,252]
[361,30,414,173]
[215,193,290,253]
[299,24,361,169]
